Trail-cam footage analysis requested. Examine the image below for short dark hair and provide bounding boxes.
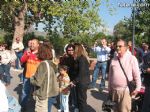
[118,39,127,47]
[59,65,68,72]
[65,44,75,52]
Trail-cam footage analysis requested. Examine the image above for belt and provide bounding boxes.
[97,60,107,63]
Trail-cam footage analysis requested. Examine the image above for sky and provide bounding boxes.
[37,0,133,34]
[99,0,133,34]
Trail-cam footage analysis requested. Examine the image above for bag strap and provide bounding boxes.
[117,57,130,84]
[44,60,50,97]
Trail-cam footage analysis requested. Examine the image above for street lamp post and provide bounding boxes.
[132,0,136,55]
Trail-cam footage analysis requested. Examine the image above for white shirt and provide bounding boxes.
[12,41,24,52]
[0,50,11,65]
[0,80,8,112]
[93,46,111,62]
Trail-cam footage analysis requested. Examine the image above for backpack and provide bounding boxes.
[7,93,21,112]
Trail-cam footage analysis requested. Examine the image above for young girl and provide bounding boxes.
[58,65,70,112]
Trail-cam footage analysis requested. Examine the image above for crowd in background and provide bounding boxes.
[0,36,150,112]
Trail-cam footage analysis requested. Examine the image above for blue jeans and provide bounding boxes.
[91,61,107,88]
[48,97,57,112]
[21,77,32,107]
[0,63,11,84]
[15,51,23,69]
[60,94,69,112]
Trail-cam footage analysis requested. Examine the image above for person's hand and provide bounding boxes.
[146,68,150,73]
[131,90,138,98]
[53,58,59,65]
[94,41,98,47]
[26,49,31,56]
[70,81,76,87]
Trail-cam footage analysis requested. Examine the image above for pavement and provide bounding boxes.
[7,67,108,112]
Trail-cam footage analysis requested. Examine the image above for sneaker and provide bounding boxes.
[74,108,79,112]
[57,109,61,112]
[90,87,99,91]
[21,107,27,112]
[99,87,105,92]
[88,84,94,89]
[99,87,104,92]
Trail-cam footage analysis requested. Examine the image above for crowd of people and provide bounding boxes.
[0,36,150,112]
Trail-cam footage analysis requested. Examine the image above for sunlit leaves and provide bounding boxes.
[0,0,102,38]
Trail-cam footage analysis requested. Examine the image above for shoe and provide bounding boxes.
[90,87,99,91]
[99,87,105,92]
[13,68,22,72]
[74,108,79,112]
[57,109,61,112]
[88,84,94,89]
[99,87,104,92]
[21,107,27,112]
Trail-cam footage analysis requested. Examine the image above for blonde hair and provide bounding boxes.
[74,43,90,63]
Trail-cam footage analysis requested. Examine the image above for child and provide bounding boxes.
[57,65,70,112]
[0,79,8,112]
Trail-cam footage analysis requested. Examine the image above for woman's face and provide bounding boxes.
[0,45,4,51]
[59,68,66,75]
[67,47,74,56]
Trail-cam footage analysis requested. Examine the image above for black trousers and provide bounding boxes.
[76,83,88,112]
[141,86,150,112]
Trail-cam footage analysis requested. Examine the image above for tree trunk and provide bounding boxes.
[13,2,27,42]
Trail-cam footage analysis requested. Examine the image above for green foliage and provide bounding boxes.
[47,31,68,55]
[114,0,150,46]
[23,32,45,48]
[114,20,132,41]
[0,0,102,39]
[3,33,13,48]
[0,36,4,43]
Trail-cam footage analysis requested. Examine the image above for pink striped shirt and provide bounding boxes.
[108,51,141,91]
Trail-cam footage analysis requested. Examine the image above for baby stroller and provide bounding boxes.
[102,86,145,112]
[102,97,116,112]
[131,86,145,112]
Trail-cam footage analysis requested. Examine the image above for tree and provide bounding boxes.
[113,0,150,45]
[134,0,150,42]
[113,20,132,40]
[0,0,102,44]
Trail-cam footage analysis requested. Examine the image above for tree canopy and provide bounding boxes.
[0,0,102,40]
[113,0,150,45]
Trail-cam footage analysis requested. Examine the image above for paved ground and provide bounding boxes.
[7,67,108,112]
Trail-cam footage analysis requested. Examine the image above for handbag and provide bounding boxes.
[118,57,136,95]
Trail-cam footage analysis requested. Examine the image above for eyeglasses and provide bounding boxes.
[117,45,124,48]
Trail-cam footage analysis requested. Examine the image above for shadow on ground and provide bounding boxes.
[90,89,108,102]
[14,82,35,112]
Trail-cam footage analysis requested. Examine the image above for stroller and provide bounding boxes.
[131,86,145,112]
[102,86,145,112]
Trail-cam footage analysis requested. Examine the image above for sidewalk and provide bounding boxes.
[7,67,108,112]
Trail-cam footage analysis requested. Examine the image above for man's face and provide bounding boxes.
[16,37,20,43]
[28,40,32,48]
[101,39,107,46]
[116,41,127,55]
[30,40,39,51]
[67,47,74,56]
